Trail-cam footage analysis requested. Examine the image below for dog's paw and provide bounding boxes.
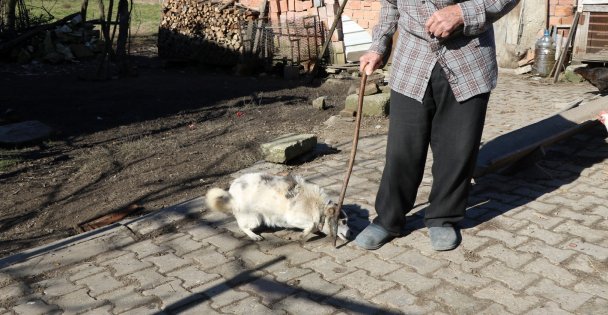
[248,234,264,241]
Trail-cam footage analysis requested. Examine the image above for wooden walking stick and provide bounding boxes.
[333,72,368,247]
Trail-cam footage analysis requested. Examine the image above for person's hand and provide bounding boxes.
[425,4,464,39]
[359,52,383,76]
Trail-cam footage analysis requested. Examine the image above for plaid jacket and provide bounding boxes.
[369,0,519,102]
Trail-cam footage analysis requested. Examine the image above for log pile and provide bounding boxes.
[158,0,259,66]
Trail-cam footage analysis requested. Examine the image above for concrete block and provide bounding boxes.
[260,133,317,163]
[344,93,390,117]
[312,96,327,110]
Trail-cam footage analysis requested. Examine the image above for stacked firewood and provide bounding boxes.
[158,0,259,66]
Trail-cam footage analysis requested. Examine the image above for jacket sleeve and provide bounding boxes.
[458,0,520,36]
[368,0,399,57]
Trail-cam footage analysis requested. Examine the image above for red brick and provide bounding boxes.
[362,0,373,8]
[561,15,574,26]
[548,16,562,27]
[554,5,574,17]
[348,1,361,10]
[269,0,279,13]
[288,0,296,11]
[279,0,288,11]
[371,2,381,11]
[364,10,378,20]
[300,0,313,10]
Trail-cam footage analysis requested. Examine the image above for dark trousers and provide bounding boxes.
[374,63,489,235]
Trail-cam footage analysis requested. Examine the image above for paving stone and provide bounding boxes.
[370,242,408,260]
[323,288,384,314]
[272,292,336,315]
[96,286,157,313]
[574,279,608,300]
[237,276,298,306]
[575,297,608,315]
[517,240,576,264]
[525,279,593,312]
[554,209,603,226]
[518,223,568,245]
[118,304,162,315]
[474,282,540,313]
[479,261,539,291]
[391,250,447,275]
[371,287,437,314]
[52,288,105,314]
[143,252,191,274]
[204,233,248,253]
[563,238,608,261]
[511,211,564,230]
[478,303,513,315]
[100,252,153,277]
[310,243,363,263]
[126,198,204,235]
[300,256,357,282]
[170,299,217,314]
[232,245,279,267]
[290,273,343,300]
[345,254,400,276]
[266,261,312,282]
[123,268,174,290]
[525,301,572,315]
[266,243,322,266]
[168,266,220,289]
[383,269,441,294]
[12,299,61,315]
[332,269,394,299]
[206,260,266,286]
[478,243,534,268]
[221,296,277,314]
[143,280,196,310]
[433,264,492,289]
[83,305,113,315]
[66,263,106,282]
[565,254,606,280]
[475,229,529,248]
[2,227,135,277]
[93,250,131,264]
[553,221,608,243]
[0,283,30,302]
[74,271,123,297]
[184,246,233,271]
[0,272,12,287]
[190,278,250,309]
[35,277,82,297]
[523,257,579,286]
[434,285,490,314]
[123,239,166,259]
[157,234,204,256]
[429,247,492,273]
[186,223,222,241]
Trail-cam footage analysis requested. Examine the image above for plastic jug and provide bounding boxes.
[534,30,556,77]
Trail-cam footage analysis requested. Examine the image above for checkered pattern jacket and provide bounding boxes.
[369,0,519,102]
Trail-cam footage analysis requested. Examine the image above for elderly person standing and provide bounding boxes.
[355,0,519,251]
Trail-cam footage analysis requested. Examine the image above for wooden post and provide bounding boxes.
[308,0,349,76]
[553,11,581,83]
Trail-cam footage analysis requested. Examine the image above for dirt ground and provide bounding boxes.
[0,38,388,258]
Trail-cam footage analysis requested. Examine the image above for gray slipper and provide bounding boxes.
[429,226,459,251]
[354,223,394,250]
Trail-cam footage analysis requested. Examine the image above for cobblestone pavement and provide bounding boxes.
[1,73,607,314]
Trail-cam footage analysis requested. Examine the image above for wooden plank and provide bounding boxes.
[474,97,606,178]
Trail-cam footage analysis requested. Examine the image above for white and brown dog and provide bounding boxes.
[205,172,351,241]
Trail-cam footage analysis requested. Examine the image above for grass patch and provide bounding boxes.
[0,154,20,172]
[27,0,161,35]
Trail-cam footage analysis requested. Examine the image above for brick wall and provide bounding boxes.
[549,0,577,27]
[343,0,380,31]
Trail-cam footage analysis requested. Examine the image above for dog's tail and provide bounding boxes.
[205,188,233,213]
